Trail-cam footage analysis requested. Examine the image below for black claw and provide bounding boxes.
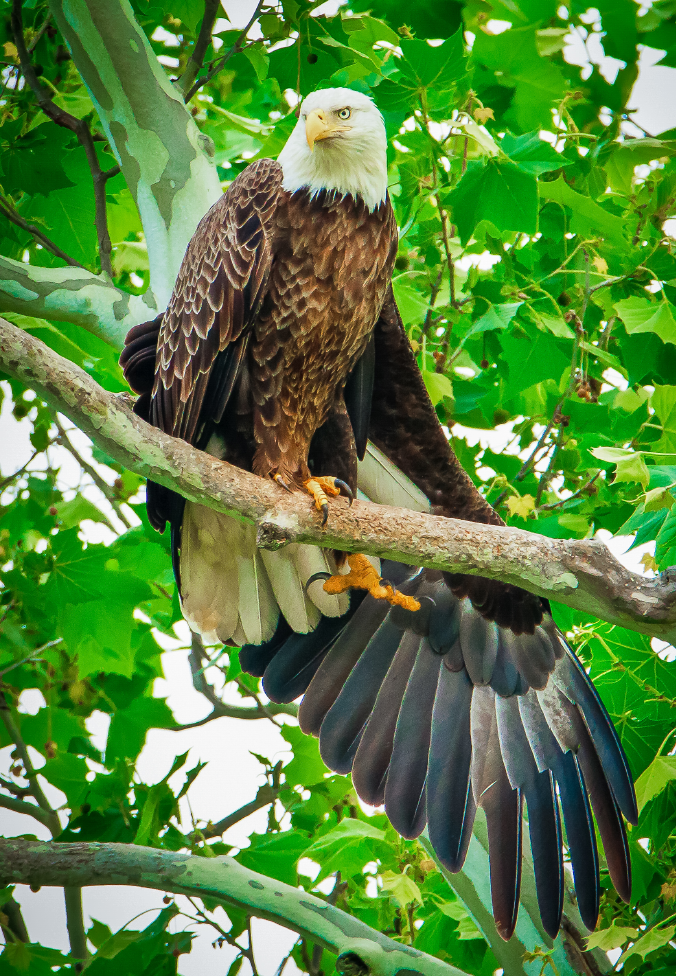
[274,474,293,493]
[379,579,395,592]
[334,479,354,504]
[321,503,329,526]
[306,571,332,592]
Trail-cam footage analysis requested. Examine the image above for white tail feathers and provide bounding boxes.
[180,441,420,645]
[180,503,349,644]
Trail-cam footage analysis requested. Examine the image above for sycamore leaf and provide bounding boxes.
[473,106,494,123]
[640,552,659,572]
[615,296,676,346]
[448,158,538,243]
[586,923,638,952]
[593,256,609,274]
[644,487,675,512]
[619,924,676,965]
[381,870,423,908]
[423,370,454,406]
[635,754,676,814]
[506,494,535,519]
[589,447,650,487]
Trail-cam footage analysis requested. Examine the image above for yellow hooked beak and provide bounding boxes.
[305,109,349,151]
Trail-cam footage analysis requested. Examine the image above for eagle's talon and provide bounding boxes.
[305,571,332,592]
[333,478,354,504]
[274,473,293,493]
[321,554,421,611]
[321,502,329,526]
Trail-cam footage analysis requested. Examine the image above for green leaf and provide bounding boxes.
[237,831,310,886]
[422,370,454,407]
[106,697,176,764]
[281,724,327,787]
[448,159,538,244]
[242,44,269,83]
[619,924,676,965]
[303,818,389,881]
[398,31,468,95]
[502,131,569,176]
[589,447,650,487]
[635,754,676,814]
[52,495,110,531]
[41,752,88,808]
[644,486,675,513]
[652,385,676,453]
[586,922,638,951]
[381,870,423,908]
[539,176,626,246]
[615,296,676,346]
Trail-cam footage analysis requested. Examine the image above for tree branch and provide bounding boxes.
[203,782,280,839]
[0,198,87,270]
[48,0,222,307]
[184,1,265,102]
[0,254,152,348]
[2,316,676,641]
[176,0,220,99]
[0,839,468,976]
[12,0,114,277]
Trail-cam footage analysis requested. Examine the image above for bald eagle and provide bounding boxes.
[121,88,636,941]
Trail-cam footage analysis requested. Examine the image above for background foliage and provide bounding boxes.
[2,0,676,973]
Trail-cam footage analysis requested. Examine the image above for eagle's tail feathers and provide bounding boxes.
[319,617,404,775]
[384,635,439,839]
[426,666,476,871]
[291,545,349,617]
[180,502,239,645]
[259,546,320,635]
[298,595,390,736]
[239,566,636,939]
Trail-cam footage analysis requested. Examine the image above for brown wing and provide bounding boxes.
[368,288,544,633]
[151,157,283,446]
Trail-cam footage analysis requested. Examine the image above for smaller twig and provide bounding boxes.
[176,0,220,98]
[0,446,43,490]
[0,199,86,269]
[0,897,29,944]
[423,270,443,339]
[0,638,62,677]
[247,917,259,976]
[54,415,131,530]
[184,0,265,102]
[0,774,33,797]
[0,791,57,828]
[26,12,52,53]
[233,673,283,726]
[12,0,114,276]
[63,886,88,961]
[203,774,281,838]
[0,695,60,833]
[538,472,601,511]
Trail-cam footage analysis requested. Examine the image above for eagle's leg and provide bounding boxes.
[321,553,421,611]
[303,476,353,525]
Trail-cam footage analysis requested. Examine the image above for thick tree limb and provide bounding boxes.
[2,317,675,643]
[48,0,222,307]
[0,255,151,348]
[0,839,467,976]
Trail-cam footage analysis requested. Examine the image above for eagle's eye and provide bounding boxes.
[338,108,351,120]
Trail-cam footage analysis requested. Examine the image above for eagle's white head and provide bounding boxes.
[277,87,388,212]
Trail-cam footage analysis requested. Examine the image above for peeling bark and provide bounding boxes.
[48,0,222,308]
[0,255,150,348]
[2,315,675,643]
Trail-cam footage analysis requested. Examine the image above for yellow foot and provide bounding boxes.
[303,476,353,526]
[321,553,421,611]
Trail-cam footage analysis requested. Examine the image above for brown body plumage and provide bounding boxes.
[150,159,396,490]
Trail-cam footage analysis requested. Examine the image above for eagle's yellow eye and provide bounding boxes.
[338,108,351,120]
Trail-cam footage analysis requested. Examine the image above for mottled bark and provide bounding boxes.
[0,839,466,976]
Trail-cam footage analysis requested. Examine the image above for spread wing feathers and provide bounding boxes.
[152,158,283,445]
[243,561,637,940]
[179,504,349,648]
